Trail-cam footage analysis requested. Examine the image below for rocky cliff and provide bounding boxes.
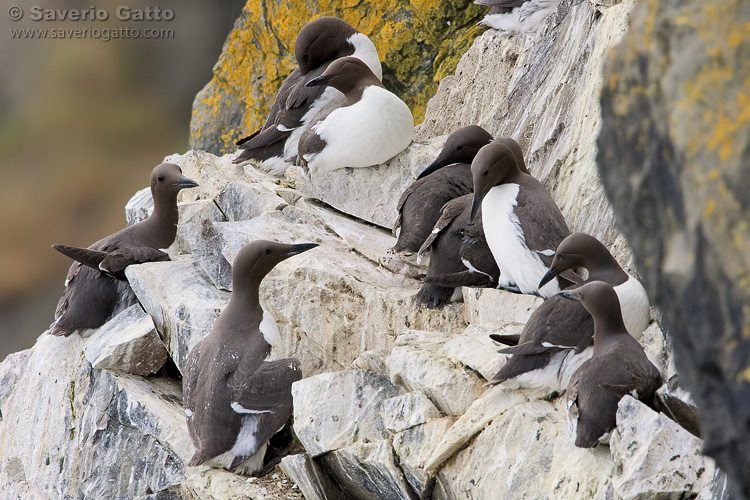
[0,0,736,499]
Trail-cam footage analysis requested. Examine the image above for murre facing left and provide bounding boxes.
[539,232,650,338]
[475,0,561,33]
[183,240,317,475]
[234,17,382,175]
[296,56,414,176]
[470,141,573,297]
[392,125,492,255]
[559,281,662,448]
[49,163,198,336]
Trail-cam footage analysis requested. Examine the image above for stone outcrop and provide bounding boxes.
[597,1,750,496]
[189,0,486,154]
[0,0,736,499]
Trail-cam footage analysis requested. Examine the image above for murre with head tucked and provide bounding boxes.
[182,240,318,475]
[487,232,650,392]
[49,163,198,337]
[475,0,561,33]
[234,17,382,175]
[296,56,414,176]
[559,281,662,448]
[412,137,529,307]
[470,141,573,298]
[391,125,492,255]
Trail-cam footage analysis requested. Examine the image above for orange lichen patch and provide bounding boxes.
[703,199,716,219]
[190,0,484,153]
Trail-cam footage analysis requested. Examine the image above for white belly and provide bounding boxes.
[503,347,593,393]
[305,86,414,175]
[482,185,559,297]
[260,309,282,361]
[613,276,650,339]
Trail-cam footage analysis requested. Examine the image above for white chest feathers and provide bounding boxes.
[482,184,559,297]
[305,86,414,175]
[613,275,650,340]
[259,309,282,361]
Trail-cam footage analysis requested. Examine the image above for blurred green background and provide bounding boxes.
[0,0,245,360]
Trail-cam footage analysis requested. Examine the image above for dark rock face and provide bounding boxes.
[597,1,750,497]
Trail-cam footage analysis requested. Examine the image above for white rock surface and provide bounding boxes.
[280,453,345,500]
[382,391,442,433]
[83,304,167,376]
[611,397,718,500]
[292,370,399,457]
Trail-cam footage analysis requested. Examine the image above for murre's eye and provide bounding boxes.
[158,176,165,182]
[265,249,272,255]
[303,54,309,61]
[483,171,488,176]
[457,145,464,151]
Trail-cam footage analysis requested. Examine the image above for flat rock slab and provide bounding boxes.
[280,453,345,500]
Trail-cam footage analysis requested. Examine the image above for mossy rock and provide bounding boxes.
[189,0,485,154]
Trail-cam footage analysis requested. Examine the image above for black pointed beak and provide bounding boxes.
[286,243,319,256]
[556,289,578,301]
[175,176,199,189]
[306,75,332,88]
[538,267,559,289]
[470,194,483,222]
[416,157,451,180]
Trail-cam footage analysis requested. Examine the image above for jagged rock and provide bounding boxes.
[424,385,531,471]
[179,218,233,291]
[351,349,391,379]
[434,400,565,500]
[419,0,638,271]
[441,329,505,382]
[126,187,153,225]
[546,437,614,500]
[83,304,168,376]
[610,396,717,500]
[189,2,485,154]
[389,330,486,417]
[382,392,442,434]
[125,255,231,374]
[180,468,300,500]
[286,139,441,230]
[0,335,189,498]
[319,440,417,500]
[598,0,750,493]
[393,417,456,499]
[0,349,31,419]
[280,453,345,500]
[213,181,288,222]
[292,370,399,458]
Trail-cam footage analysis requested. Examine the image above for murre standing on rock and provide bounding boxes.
[412,137,528,308]
[559,281,662,448]
[183,240,318,475]
[539,232,650,337]
[470,141,573,298]
[234,17,382,175]
[475,0,561,33]
[391,125,493,255]
[49,163,198,337]
[296,56,414,176]
[486,233,650,392]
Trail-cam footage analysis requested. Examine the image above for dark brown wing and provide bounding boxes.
[514,177,570,257]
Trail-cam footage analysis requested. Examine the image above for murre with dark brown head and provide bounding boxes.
[234,17,382,175]
[392,125,492,255]
[296,56,414,176]
[412,137,528,308]
[182,239,317,475]
[49,163,198,336]
[558,280,662,448]
[487,232,650,392]
[470,141,574,298]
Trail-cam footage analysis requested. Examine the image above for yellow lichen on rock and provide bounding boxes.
[189,0,484,154]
